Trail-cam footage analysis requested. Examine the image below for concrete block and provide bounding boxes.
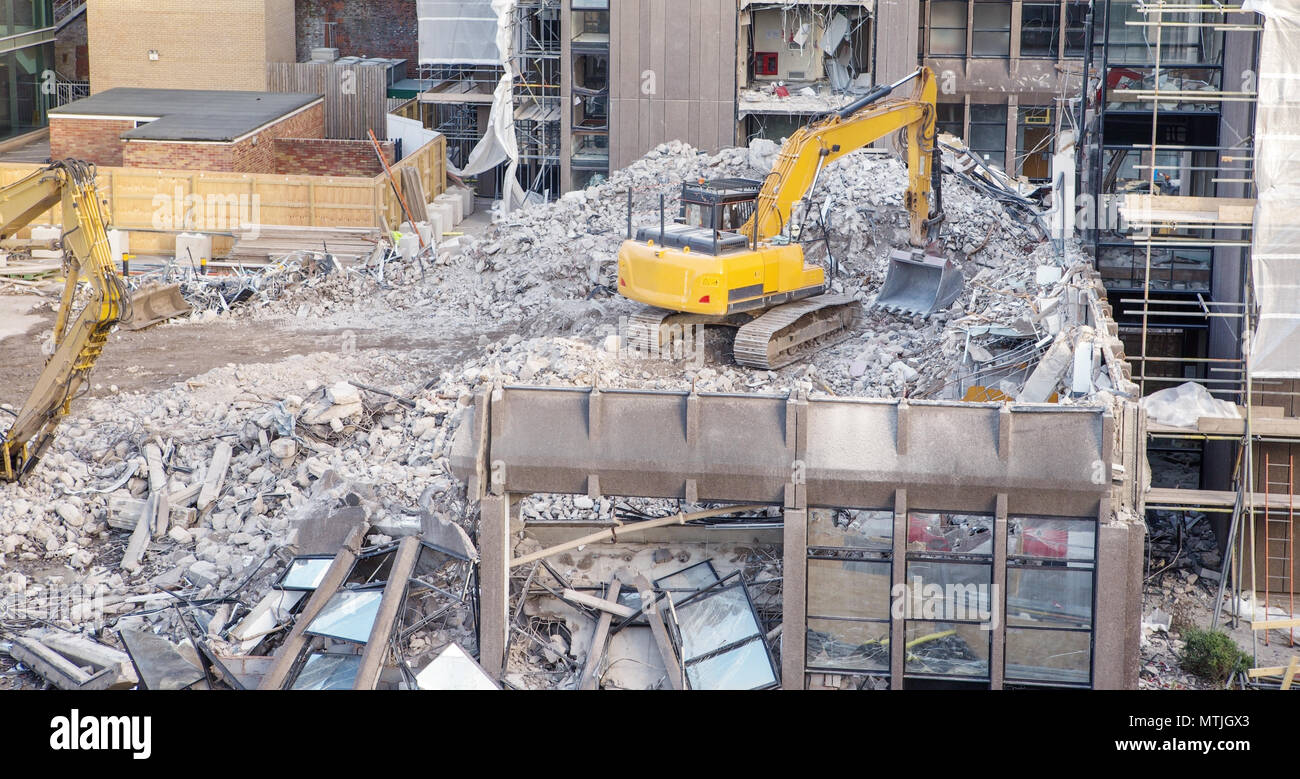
[427,201,456,231]
[175,232,213,267]
[434,193,463,225]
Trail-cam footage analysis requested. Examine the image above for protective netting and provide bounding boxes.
[1244,0,1300,377]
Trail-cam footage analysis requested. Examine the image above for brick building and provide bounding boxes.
[49,88,330,173]
[88,0,296,93]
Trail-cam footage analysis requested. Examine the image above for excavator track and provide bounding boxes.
[732,293,860,370]
[625,306,745,360]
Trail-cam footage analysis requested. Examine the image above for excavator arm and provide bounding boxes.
[746,67,942,246]
[1,159,128,482]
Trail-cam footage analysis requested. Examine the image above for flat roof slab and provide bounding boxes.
[50,88,322,142]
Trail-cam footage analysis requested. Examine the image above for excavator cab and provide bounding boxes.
[632,178,764,257]
[678,178,761,232]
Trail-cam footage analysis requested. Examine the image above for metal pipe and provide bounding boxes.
[626,189,632,239]
[834,67,924,120]
[659,194,665,245]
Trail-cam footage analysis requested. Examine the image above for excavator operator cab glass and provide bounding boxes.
[677,178,762,233]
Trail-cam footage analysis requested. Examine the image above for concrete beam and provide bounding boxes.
[452,388,1111,517]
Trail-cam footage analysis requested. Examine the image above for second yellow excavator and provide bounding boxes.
[617,67,962,369]
[2,161,132,481]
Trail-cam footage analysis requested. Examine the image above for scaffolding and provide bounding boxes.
[513,0,561,199]
[1086,1,1299,678]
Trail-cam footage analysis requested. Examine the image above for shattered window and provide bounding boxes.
[907,512,994,555]
[808,509,893,550]
[1005,627,1092,685]
[806,618,890,672]
[291,653,361,690]
[1005,516,1096,687]
[1020,3,1060,58]
[670,582,778,690]
[904,621,990,677]
[806,509,893,675]
[654,561,721,605]
[1008,516,1096,562]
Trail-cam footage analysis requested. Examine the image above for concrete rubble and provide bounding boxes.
[1,137,1142,690]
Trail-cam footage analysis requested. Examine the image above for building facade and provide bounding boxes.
[88,0,295,93]
[1,0,56,144]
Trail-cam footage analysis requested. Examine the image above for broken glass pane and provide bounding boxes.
[291,653,361,690]
[808,509,893,549]
[1006,567,1093,629]
[1008,516,1096,561]
[685,638,777,690]
[904,561,993,622]
[305,589,384,643]
[278,557,333,591]
[904,621,990,677]
[907,512,993,554]
[1005,628,1091,685]
[673,585,761,661]
[654,560,720,605]
[806,618,889,672]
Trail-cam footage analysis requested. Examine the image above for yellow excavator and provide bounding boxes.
[617,67,962,369]
[1,161,134,481]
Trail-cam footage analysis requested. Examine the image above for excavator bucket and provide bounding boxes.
[121,282,192,331]
[873,249,965,318]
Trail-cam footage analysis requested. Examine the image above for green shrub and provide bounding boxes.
[1179,628,1251,683]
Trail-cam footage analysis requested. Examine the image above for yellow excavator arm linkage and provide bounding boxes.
[746,67,940,246]
[0,160,127,482]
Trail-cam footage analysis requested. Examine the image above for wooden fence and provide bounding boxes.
[0,135,446,255]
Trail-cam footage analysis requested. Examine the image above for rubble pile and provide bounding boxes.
[1,137,1133,690]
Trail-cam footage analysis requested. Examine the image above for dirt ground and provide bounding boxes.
[0,298,489,409]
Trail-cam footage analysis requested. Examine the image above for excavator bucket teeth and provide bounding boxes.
[121,283,192,331]
[873,249,964,318]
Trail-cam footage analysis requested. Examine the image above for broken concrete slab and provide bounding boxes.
[118,624,205,690]
[197,441,233,513]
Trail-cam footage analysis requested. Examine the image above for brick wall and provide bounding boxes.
[89,0,294,93]
[55,11,89,80]
[296,0,417,65]
[272,137,394,177]
[49,117,137,167]
[121,102,325,173]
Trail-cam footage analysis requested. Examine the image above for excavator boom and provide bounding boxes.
[746,67,943,245]
[0,160,128,481]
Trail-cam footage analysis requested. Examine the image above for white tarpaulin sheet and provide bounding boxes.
[417,0,501,65]
[418,0,523,209]
[1244,0,1300,377]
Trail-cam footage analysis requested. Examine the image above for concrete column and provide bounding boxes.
[889,489,908,689]
[478,492,517,678]
[990,493,1008,689]
[560,0,573,193]
[780,504,808,689]
[1093,519,1145,689]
